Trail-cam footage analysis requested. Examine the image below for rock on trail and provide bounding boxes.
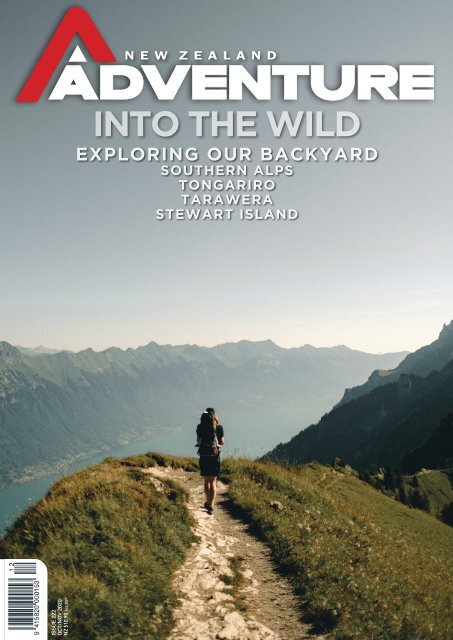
[145,466,326,640]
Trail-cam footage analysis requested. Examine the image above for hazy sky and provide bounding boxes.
[1,0,452,353]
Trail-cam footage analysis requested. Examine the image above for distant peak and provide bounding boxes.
[0,342,21,360]
[438,320,453,343]
[246,338,279,348]
[298,344,351,352]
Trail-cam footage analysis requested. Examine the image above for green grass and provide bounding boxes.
[2,451,452,639]
[402,469,453,516]
[113,451,199,472]
[0,455,196,640]
[360,466,453,522]
[221,458,453,640]
[220,556,247,612]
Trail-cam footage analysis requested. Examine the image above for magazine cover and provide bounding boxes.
[1,1,452,639]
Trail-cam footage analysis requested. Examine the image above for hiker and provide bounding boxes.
[196,407,225,515]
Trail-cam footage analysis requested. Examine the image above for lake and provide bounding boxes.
[0,428,192,535]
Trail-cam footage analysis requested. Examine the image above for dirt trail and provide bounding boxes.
[145,467,326,640]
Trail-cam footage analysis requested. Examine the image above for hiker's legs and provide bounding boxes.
[203,477,211,503]
[204,475,217,507]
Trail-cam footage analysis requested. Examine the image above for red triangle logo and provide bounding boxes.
[17,6,117,102]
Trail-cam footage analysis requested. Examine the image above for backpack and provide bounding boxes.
[197,413,220,456]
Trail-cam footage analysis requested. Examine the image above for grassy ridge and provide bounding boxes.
[0,453,196,640]
[221,459,453,640]
[2,452,452,639]
[361,466,453,520]
[400,468,453,516]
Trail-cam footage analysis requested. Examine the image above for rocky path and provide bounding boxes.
[146,467,326,640]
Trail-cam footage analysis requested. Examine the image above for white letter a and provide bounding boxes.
[49,65,98,100]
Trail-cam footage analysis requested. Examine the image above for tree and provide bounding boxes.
[383,465,397,491]
[398,485,408,505]
[410,490,430,512]
[440,502,453,527]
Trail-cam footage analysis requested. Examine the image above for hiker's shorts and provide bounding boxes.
[199,455,221,477]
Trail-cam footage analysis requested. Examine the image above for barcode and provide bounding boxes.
[7,578,35,630]
[13,562,37,575]
[1,558,47,640]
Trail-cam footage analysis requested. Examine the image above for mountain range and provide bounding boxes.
[0,339,406,487]
[339,321,453,405]
[15,345,63,357]
[268,321,453,471]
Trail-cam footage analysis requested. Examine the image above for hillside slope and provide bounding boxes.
[0,339,406,487]
[340,320,453,405]
[402,413,453,473]
[222,459,453,640]
[268,337,453,470]
[2,454,451,640]
[0,453,197,640]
